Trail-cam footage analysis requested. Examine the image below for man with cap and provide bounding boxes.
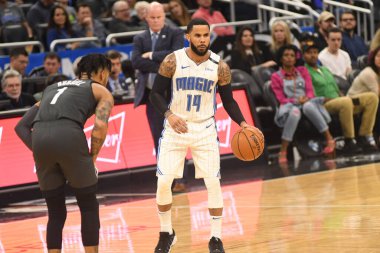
[315,11,336,51]
[302,38,378,154]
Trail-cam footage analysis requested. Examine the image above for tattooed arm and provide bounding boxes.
[149,53,176,115]
[91,83,114,163]
[217,59,248,127]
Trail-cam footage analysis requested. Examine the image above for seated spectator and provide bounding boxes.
[72,3,108,48]
[76,0,108,19]
[26,0,55,33]
[271,45,335,164]
[315,11,336,51]
[230,26,276,74]
[318,27,352,80]
[108,0,146,44]
[105,50,129,96]
[56,0,76,24]
[1,47,29,78]
[29,52,61,77]
[191,0,233,36]
[168,0,190,27]
[303,39,378,153]
[0,0,33,42]
[340,10,368,63]
[348,46,380,97]
[0,69,36,110]
[131,1,149,27]
[267,20,303,66]
[46,5,79,51]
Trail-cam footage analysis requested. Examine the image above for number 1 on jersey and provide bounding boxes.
[186,94,201,112]
[50,87,68,104]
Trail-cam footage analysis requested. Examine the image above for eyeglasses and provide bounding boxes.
[116,8,130,13]
[342,18,355,22]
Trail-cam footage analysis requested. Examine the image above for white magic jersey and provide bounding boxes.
[170,48,220,122]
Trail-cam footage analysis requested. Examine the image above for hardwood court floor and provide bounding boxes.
[2,163,380,252]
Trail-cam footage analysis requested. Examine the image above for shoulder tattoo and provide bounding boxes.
[158,53,176,78]
[218,60,232,86]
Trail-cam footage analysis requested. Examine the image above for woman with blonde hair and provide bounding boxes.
[168,0,191,27]
[270,20,292,53]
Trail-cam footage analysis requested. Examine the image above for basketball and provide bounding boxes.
[231,127,265,161]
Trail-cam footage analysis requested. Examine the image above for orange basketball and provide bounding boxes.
[231,127,265,161]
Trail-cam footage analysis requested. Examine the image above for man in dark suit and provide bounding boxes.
[132,1,184,154]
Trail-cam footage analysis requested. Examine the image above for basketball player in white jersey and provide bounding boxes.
[150,18,259,253]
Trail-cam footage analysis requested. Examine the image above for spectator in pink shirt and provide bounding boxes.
[191,0,233,36]
[271,45,334,164]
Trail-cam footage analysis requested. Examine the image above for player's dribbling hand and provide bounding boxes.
[168,114,188,134]
[240,121,257,132]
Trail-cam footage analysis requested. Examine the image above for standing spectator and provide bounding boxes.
[303,39,377,153]
[0,69,36,110]
[26,0,55,33]
[271,45,335,164]
[0,0,33,42]
[191,0,233,36]
[72,3,108,48]
[340,10,368,63]
[231,26,276,75]
[315,11,336,51]
[29,52,61,77]
[105,50,129,96]
[46,5,78,51]
[2,47,29,78]
[131,1,183,155]
[108,0,146,44]
[168,0,190,27]
[319,27,352,80]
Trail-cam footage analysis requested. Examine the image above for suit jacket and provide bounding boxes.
[132,25,184,107]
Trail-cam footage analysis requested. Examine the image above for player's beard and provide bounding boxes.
[190,41,209,56]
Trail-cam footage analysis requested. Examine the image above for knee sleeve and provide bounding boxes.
[204,177,223,209]
[75,192,99,246]
[156,175,175,205]
[45,190,67,249]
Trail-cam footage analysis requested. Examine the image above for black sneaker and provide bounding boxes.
[154,230,177,253]
[356,136,378,153]
[341,138,362,155]
[208,237,225,253]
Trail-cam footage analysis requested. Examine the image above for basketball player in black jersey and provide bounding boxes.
[15,54,114,253]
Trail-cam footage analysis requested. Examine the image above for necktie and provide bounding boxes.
[147,32,158,89]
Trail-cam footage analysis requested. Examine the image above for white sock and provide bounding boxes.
[210,215,222,239]
[158,210,173,234]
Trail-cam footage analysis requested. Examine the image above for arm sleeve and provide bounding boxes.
[14,105,38,151]
[218,84,245,125]
[149,74,172,115]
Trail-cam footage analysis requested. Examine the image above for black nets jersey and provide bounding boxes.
[34,79,97,128]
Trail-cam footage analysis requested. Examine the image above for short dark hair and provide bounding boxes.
[326,27,342,38]
[9,47,28,58]
[276,44,299,66]
[186,18,209,34]
[76,3,91,12]
[77,54,111,79]
[340,10,355,21]
[105,50,122,60]
[44,52,61,62]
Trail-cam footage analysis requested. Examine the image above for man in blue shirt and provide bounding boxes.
[340,10,368,63]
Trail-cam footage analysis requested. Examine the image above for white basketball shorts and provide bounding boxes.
[156,117,221,179]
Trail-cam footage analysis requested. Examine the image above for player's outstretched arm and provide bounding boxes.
[91,84,114,163]
[149,53,188,133]
[14,102,40,151]
[218,60,253,130]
